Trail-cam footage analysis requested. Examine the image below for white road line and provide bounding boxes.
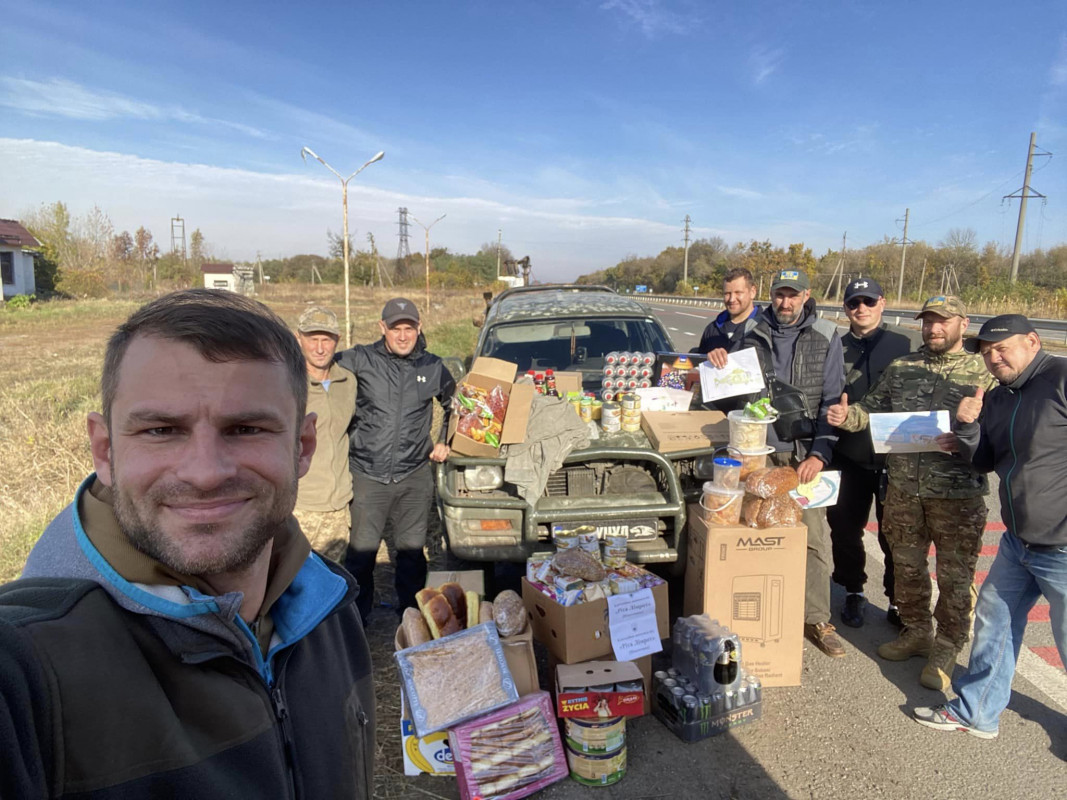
[667,327,679,332]
[676,311,706,319]
[863,531,1066,712]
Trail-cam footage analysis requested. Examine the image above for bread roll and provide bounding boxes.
[552,548,606,582]
[439,582,468,625]
[493,589,526,637]
[417,588,462,639]
[401,606,432,646]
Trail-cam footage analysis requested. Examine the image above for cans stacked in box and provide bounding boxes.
[601,351,655,402]
[653,614,762,742]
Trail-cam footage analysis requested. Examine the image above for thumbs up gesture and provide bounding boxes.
[957,387,985,424]
[827,392,849,427]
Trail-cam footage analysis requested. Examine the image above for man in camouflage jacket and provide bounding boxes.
[828,296,997,691]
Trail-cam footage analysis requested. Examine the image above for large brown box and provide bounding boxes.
[448,357,535,457]
[640,410,729,453]
[683,506,807,687]
[521,576,669,665]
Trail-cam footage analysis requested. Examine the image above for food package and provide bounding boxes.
[699,485,744,526]
[395,623,519,737]
[744,466,800,499]
[756,493,803,528]
[449,691,568,800]
[493,589,527,637]
[452,381,508,447]
[737,446,775,480]
[552,548,607,582]
[741,493,764,528]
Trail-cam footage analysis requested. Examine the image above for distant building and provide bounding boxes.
[202,262,237,292]
[0,219,41,299]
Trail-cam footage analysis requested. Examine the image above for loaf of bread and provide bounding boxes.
[439,582,468,624]
[416,587,462,639]
[755,493,802,528]
[741,493,763,528]
[493,589,526,637]
[401,606,432,646]
[552,548,607,582]
[744,466,799,498]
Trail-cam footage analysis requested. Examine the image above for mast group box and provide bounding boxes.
[683,507,807,687]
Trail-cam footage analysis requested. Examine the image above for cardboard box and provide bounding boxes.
[426,570,485,598]
[448,357,535,457]
[394,622,538,776]
[555,660,646,718]
[521,576,669,664]
[683,507,806,686]
[641,410,729,453]
[549,652,652,714]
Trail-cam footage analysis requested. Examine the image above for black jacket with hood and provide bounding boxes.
[336,334,455,484]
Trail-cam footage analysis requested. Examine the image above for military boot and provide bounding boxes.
[920,638,960,691]
[877,628,934,661]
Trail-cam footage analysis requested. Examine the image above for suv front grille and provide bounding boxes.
[543,463,660,498]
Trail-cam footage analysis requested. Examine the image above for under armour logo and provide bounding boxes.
[397,301,408,310]
[417,375,427,383]
[853,280,868,289]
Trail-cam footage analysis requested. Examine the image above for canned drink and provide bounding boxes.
[638,378,651,389]
[711,691,724,714]
[601,376,616,389]
[618,351,632,366]
[638,365,652,378]
[625,378,639,390]
[661,677,678,689]
[667,668,679,678]
[653,670,668,682]
[640,352,655,366]
[682,694,699,723]
[600,389,616,402]
[626,365,640,378]
[605,351,620,366]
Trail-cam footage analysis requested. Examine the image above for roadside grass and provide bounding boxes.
[0,287,483,585]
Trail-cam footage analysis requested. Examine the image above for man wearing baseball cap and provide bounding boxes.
[828,295,996,690]
[335,298,455,625]
[293,306,356,563]
[828,278,918,629]
[744,268,848,658]
[915,314,1067,738]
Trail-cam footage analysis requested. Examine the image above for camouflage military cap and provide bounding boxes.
[297,306,340,336]
[915,295,967,320]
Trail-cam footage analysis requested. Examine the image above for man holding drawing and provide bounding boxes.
[827,296,997,690]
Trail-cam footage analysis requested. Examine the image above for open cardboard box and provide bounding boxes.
[448,357,535,457]
[683,505,807,687]
[641,410,729,453]
[556,660,646,718]
[521,575,669,665]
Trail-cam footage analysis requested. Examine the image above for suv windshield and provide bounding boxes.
[480,318,673,388]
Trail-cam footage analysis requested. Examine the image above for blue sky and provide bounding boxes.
[2,0,1065,280]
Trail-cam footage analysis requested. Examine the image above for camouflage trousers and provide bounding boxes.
[882,483,986,648]
[292,507,350,563]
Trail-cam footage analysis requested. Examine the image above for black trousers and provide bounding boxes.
[827,456,895,601]
[344,463,433,624]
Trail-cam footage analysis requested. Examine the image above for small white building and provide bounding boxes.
[202,262,237,292]
[0,219,40,299]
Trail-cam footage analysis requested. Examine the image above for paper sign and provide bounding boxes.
[698,347,765,402]
[869,410,951,453]
[607,588,664,661]
[790,470,841,508]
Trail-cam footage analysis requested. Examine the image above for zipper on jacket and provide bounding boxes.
[271,684,299,799]
[1005,389,1022,537]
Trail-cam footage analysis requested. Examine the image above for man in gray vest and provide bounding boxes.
[747,269,847,657]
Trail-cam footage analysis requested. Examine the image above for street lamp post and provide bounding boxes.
[410,213,446,316]
[300,147,385,347]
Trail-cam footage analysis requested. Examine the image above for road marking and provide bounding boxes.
[676,311,706,319]
[863,530,1066,712]
[667,327,679,332]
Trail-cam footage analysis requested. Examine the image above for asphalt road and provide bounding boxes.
[400,303,1066,800]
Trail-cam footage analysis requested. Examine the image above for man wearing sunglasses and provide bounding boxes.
[828,279,918,631]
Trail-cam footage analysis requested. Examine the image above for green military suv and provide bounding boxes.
[437,285,718,575]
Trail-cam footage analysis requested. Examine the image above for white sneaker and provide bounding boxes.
[913,704,997,739]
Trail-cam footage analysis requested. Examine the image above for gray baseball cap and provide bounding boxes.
[381,297,420,326]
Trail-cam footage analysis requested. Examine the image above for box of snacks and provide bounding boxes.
[448,357,535,457]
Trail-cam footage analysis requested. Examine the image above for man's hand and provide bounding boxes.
[956,387,985,424]
[429,443,451,462]
[827,393,849,427]
[796,456,824,484]
[706,347,729,369]
[935,432,959,453]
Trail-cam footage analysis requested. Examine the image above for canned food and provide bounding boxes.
[620,393,641,411]
[601,401,621,422]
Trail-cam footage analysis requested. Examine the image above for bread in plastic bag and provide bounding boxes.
[755,493,802,528]
[552,548,607,582]
[741,493,764,528]
[744,466,800,499]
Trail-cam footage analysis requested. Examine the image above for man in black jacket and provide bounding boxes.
[828,278,918,628]
[336,298,455,625]
[914,315,1067,739]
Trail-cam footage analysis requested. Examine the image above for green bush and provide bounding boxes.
[4,294,35,310]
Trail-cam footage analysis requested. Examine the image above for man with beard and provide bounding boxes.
[828,296,996,690]
[0,290,375,799]
[336,298,455,626]
[746,268,847,658]
[914,315,1067,738]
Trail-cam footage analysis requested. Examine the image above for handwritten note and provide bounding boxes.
[607,588,663,661]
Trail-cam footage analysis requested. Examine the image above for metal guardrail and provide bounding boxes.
[640,294,1067,343]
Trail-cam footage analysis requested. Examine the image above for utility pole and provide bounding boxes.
[496,228,502,280]
[896,208,910,303]
[824,232,847,301]
[682,215,691,286]
[1005,132,1050,283]
[255,251,263,285]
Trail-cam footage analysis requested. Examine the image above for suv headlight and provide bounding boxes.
[463,465,504,491]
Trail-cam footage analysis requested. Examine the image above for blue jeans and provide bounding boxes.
[948,530,1067,733]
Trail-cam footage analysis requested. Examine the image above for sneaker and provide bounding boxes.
[877,629,934,661]
[840,593,867,628]
[886,605,903,628]
[913,704,997,739]
[920,639,960,691]
[804,622,846,658]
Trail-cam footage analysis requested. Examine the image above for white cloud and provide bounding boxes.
[716,185,763,200]
[0,77,269,139]
[599,0,690,38]
[749,45,784,85]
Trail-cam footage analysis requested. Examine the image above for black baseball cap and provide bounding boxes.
[843,278,884,302]
[381,297,420,326]
[963,314,1037,353]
